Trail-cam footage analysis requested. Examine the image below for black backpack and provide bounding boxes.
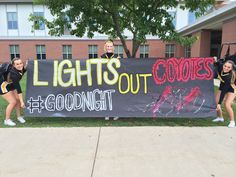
[0,63,12,78]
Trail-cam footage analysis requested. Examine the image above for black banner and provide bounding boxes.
[25,58,216,118]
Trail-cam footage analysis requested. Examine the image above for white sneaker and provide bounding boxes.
[228,121,235,128]
[4,119,16,126]
[113,117,119,120]
[105,117,110,120]
[17,116,26,123]
[212,117,224,122]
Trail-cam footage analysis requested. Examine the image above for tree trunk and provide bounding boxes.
[131,35,140,58]
[119,37,131,58]
[111,13,131,58]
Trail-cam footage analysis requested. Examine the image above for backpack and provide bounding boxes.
[0,63,12,78]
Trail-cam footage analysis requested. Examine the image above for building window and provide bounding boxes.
[184,46,191,58]
[140,45,149,58]
[188,11,196,25]
[36,45,46,60]
[63,45,72,59]
[7,12,18,29]
[88,45,98,58]
[165,44,175,58]
[34,12,45,30]
[114,45,123,58]
[168,11,176,28]
[9,45,20,60]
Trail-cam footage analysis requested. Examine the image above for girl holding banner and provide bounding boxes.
[0,58,27,126]
[101,40,120,120]
[101,40,120,59]
[213,60,236,128]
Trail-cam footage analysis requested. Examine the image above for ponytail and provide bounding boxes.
[231,70,236,84]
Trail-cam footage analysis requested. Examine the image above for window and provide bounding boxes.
[36,45,46,60]
[114,45,123,58]
[7,12,18,29]
[9,45,20,60]
[140,45,149,58]
[188,11,196,25]
[168,11,176,28]
[165,44,175,58]
[188,6,213,25]
[62,45,72,59]
[34,12,45,30]
[88,45,98,58]
[184,46,191,58]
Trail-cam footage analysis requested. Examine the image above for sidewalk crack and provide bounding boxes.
[91,127,101,177]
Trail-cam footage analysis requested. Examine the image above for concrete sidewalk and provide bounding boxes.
[0,127,235,177]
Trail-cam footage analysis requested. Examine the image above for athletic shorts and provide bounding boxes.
[0,81,14,95]
[219,85,235,94]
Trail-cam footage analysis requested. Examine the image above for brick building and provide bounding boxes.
[179,0,236,59]
[0,0,235,62]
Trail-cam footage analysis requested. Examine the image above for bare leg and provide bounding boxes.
[215,90,223,118]
[224,92,236,121]
[1,91,17,119]
[13,90,21,117]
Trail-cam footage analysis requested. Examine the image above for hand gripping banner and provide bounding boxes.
[25,58,216,118]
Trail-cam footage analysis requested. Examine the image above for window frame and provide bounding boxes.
[88,45,98,59]
[184,46,191,58]
[168,11,176,28]
[62,45,72,59]
[114,45,124,58]
[7,12,18,30]
[165,44,175,58]
[9,45,20,60]
[139,44,149,58]
[36,45,46,60]
[33,12,45,30]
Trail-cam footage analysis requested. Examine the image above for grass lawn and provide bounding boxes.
[0,76,235,128]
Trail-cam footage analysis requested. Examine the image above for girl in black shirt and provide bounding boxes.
[101,40,120,59]
[213,60,236,128]
[0,58,27,126]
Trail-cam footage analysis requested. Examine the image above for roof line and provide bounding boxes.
[178,2,236,35]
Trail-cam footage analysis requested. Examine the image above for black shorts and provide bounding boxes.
[219,85,235,94]
[0,81,14,95]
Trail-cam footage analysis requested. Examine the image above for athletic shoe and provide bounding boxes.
[212,117,224,122]
[228,121,235,128]
[4,119,16,126]
[105,117,110,120]
[17,116,26,123]
[113,117,119,120]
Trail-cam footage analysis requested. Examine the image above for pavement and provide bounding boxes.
[0,127,235,177]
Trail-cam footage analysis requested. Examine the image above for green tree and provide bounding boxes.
[31,0,215,58]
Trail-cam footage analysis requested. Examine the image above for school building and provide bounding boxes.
[0,0,235,62]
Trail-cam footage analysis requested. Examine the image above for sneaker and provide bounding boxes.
[105,117,110,120]
[113,117,119,120]
[17,116,26,123]
[228,121,235,128]
[4,119,16,126]
[212,117,224,122]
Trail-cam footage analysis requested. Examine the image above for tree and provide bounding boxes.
[31,0,215,58]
